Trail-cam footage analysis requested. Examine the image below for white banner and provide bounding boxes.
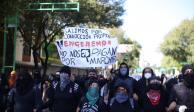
[55,27,118,68]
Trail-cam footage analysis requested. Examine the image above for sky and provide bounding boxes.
[122,0,194,67]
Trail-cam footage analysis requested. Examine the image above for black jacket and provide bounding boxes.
[44,81,82,112]
[141,88,167,112]
[7,88,37,112]
[109,98,133,112]
[169,82,194,112]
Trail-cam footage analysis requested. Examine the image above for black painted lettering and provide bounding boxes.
[70,50,81,58]
[70,58,75,65]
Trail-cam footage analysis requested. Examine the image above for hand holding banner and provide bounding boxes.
[55,27,118,68]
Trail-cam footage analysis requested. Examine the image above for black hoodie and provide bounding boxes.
[114,63,136,98]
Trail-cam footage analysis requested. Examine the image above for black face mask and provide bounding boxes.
[147,83,162,91]
[184,74,194,88]
[98,79,107,88]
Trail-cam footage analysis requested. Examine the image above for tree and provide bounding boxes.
[160,19,194,65]
[161,56,181,68]
[107,27,141,67]
[118,37,141,68]
[17,0,126,77]
[0,0,21,22]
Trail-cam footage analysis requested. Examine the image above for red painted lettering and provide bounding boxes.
[64,41,68,47]
[108,41,111,45]
[75,42,79,47]
[96,41,101,46]
[102,41,106,46]
[92,41,95,47]
[86,41,90,47]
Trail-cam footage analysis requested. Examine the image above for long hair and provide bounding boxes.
[16,71,34,95]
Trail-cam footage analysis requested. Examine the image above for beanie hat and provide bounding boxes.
[59,65,71,75]
[181,64,193,75]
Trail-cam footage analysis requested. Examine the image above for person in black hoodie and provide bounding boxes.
[37,65,82,112]
[136,67,155,109]
[7,70,39,112]
[168,64,194,112]
[109,62,138,110]
[140,76,168,112]
[109,82,133,112]
[137,67,155,98]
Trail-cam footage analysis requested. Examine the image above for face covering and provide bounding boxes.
[34,79,41,85]
[115,92,129,103]
[60,73,70,91]
[184,73,194,88]
[86,87,99,105]
[144,73,152,79]
[147,89,161,106]
[120,68,128,76]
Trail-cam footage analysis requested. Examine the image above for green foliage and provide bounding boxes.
[42,43,58,58]
[61,0,125,27]
[123,44,141,68]
[161,56,181,68]
[107,27,141,68]
[14,0,126,74]
[0,0,21,20]
[119,37,133,44]
[160,18,194,65]
[108,27,125,39]
[0,0,126,75]
[109,28,141,68]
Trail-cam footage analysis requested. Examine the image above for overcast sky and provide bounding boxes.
[122,0,194,67]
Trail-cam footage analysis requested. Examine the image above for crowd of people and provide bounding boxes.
[0,63,194,112]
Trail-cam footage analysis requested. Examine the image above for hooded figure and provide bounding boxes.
[109,82,133,112]
[7,71,37,112]
[140,76,167,112]
[59,66,71,91]
[137,67,155,106]
[118,62,130,78]
[168,64,194,112]
[181,64,194,89]
[110,63,138,110]
[142,67,155,79]
[38,65,82,112]
[114,63,134,96]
